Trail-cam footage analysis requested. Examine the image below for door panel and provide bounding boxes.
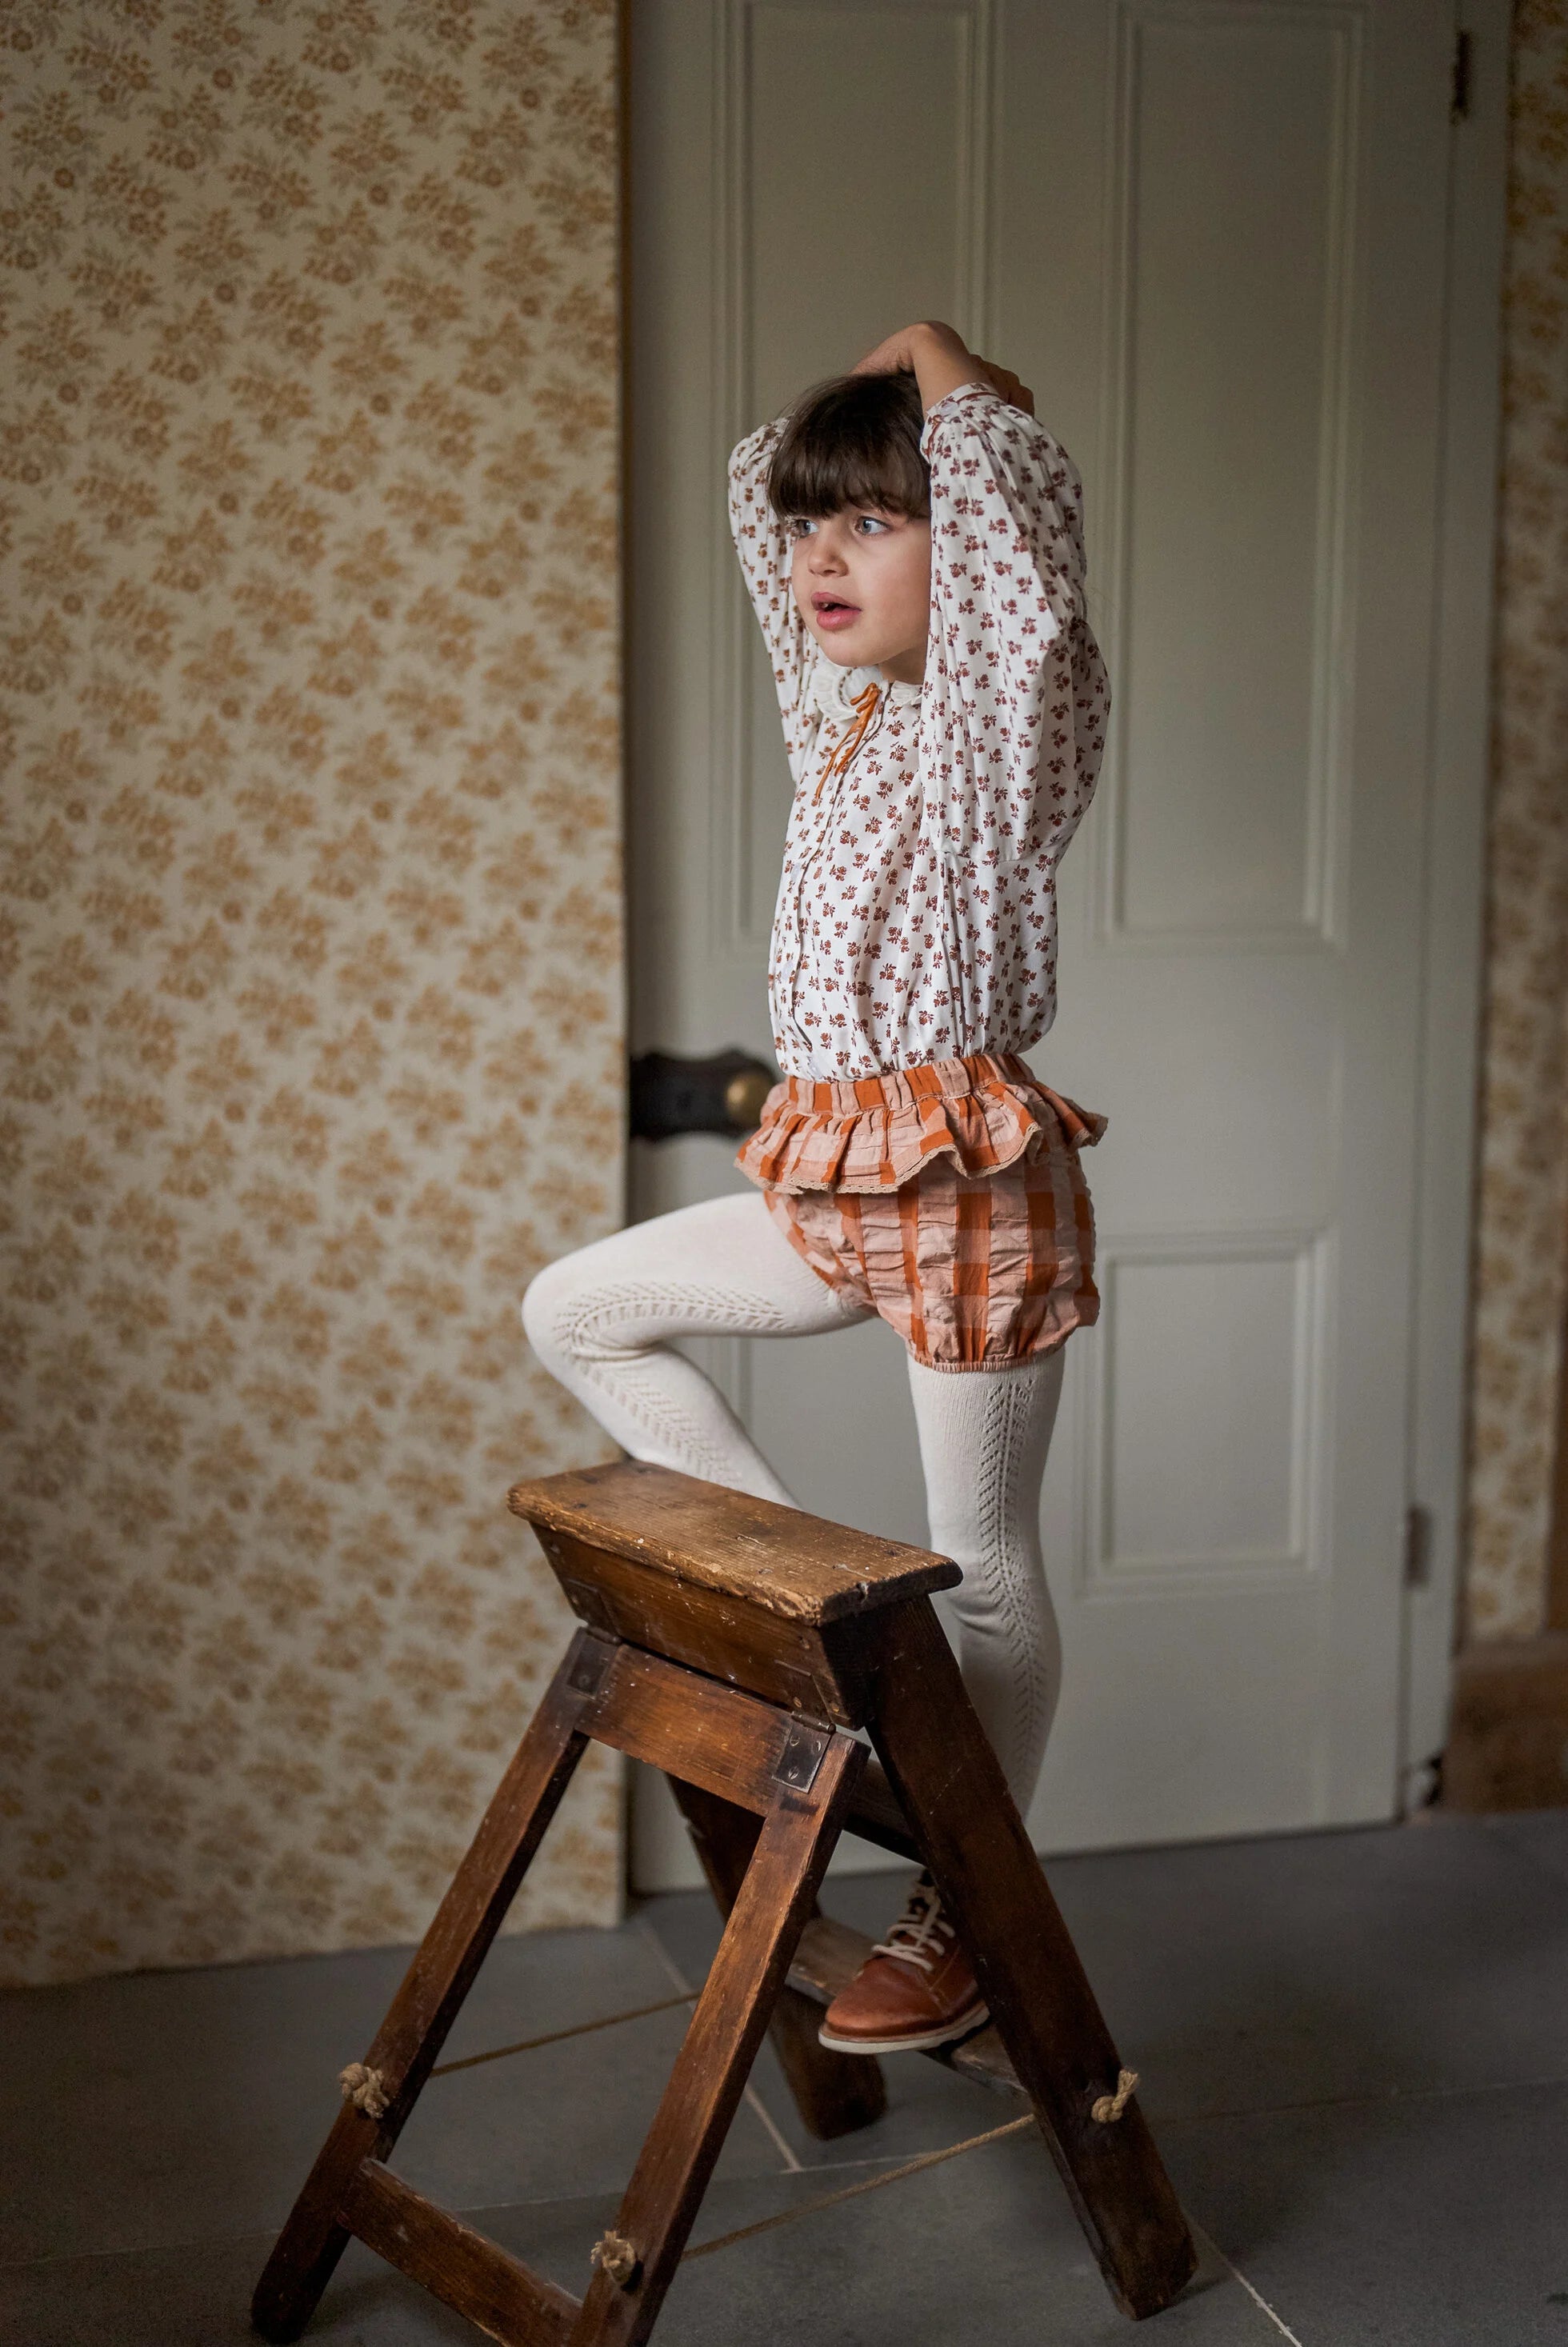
[628,0,1457,1883]
[1114,10,1357,942]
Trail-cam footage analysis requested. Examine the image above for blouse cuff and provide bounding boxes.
[918,379,1006,454]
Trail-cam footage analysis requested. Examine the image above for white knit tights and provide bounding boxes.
[522,1192,1065,1812]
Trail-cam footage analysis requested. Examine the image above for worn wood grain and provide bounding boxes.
[862,1597,1197,2321]
[568,1738,866,2346]
[510,1460,959,1625]
[545,1531,866,1724]
[671,1778,888,2141]
[586,1644,834,1817]
[251,1637,596,2343]
[261,1466,1200,2347]
[342,2161,578,2347]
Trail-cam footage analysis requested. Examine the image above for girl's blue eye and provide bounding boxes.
[854,514,890,535]
[790,518,817,538]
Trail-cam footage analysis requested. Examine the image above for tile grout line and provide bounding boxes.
[740,2073,806,2173]
[635,1916,804,2175]
[1176,2068,1568,2125]
[1190,2221,1306,2346]
[0,2152,931,2282]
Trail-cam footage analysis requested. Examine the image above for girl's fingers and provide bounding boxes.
[974,358,1036,415]
[851,332,908,375]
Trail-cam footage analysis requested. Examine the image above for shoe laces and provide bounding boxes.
[871,1873,955,1976]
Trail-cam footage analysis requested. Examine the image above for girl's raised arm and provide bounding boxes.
[851,319,1034,421]
[918,383,1109,874]
[727,419,815,789]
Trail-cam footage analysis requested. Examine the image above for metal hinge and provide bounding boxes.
[774,1719,827,1792]
[1450,27,1472,123]
[1403,1504,1433,1591]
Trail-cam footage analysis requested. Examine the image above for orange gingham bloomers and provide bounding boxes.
[726,382,1110,1085]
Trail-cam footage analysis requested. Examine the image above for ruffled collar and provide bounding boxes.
[807,660,922,720]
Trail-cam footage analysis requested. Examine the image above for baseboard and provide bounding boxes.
[1440,1633,1568,1812]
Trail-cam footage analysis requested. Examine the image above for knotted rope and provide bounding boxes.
[679,2074,1138,2269]
[1090,2066,1138,2123]
[337,2011,1141,2279]
[338,2062,389,2119]
[591,2230,640,2286]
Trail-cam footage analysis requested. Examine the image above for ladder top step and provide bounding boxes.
[509,1460,961,1624]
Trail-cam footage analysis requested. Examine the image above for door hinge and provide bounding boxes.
[1403,1503,1434,1590]
[1450,27,1472,123]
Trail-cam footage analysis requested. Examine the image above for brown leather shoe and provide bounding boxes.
[818,1873,987,2053]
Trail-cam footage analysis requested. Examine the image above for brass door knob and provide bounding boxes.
[630,1050,778,1142]
[722,1064,774,1131]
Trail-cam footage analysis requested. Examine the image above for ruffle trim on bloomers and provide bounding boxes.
[734,1051,1106,1196]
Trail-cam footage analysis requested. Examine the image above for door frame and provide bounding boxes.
[1399,0,1510,1802]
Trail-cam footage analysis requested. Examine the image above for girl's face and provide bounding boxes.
[787,505,933,686]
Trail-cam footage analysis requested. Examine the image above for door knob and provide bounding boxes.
[630,1050,778,1142]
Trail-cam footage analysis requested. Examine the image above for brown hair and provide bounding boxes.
[766,370,930,521]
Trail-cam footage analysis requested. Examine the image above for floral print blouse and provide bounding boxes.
[728,382,1110,1081]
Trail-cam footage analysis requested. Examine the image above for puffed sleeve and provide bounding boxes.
[918,384,1109,869]
[727,418,817,790]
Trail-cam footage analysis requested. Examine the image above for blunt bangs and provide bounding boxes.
[766,370,930,521]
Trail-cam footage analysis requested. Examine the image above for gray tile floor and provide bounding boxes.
[4,1810,1567,2344]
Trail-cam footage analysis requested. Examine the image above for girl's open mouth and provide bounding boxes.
[812,595,860,631]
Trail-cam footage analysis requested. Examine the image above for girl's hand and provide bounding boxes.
[970,356,1035,417]
[851,322,1035,418]
[850,321,966,379]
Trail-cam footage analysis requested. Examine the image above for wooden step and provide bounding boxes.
[787,1913,1023,2098]
[510,1461,960,1625]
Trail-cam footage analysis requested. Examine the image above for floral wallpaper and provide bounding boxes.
[0,0,624,1988]
[1466,0,1568,1641]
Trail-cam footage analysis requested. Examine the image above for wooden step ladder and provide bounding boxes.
[252,1461,1197,2345]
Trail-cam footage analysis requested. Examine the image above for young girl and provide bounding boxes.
[525,320,1107,2054]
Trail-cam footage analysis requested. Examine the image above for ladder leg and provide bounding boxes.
[570,1734,864,2347]
[668,1774,887,2140]
[251,1633,606,2343]
[866,1601,1197,2321]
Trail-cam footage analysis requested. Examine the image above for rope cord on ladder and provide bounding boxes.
[681,2112,1038,2261]
[354,1989,1136,2273]
[427,1991,698,2077]
[424,1997,1135,2136]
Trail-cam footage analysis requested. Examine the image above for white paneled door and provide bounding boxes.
[626,0,1485,1880]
